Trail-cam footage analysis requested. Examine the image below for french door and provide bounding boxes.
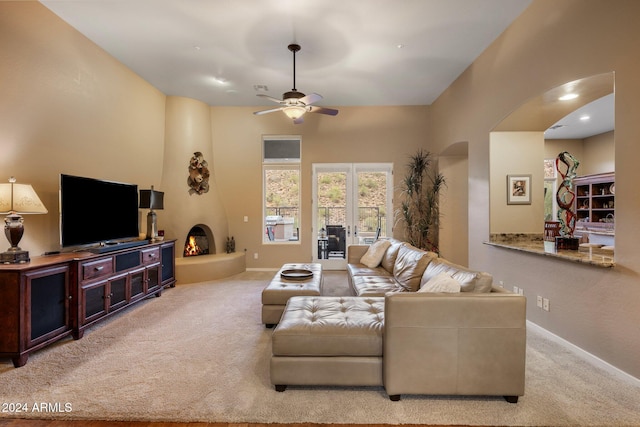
[312,163,393,269]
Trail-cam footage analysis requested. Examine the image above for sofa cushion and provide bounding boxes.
[380,239,403,273]
[352,275,404,297]
[347,263,392,278]
[420,258,493,293]
[418,271,461,293]
[392,244,436,292]
[359,239,392,268]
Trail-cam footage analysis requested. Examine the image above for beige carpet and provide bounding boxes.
[1,270,639,426]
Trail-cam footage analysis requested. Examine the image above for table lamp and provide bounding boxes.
[0,177,48,263]
[139,186,164,241]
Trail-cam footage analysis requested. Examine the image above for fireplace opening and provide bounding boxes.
[184,225,214,257]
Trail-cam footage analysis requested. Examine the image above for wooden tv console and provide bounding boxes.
[0,240,176,367]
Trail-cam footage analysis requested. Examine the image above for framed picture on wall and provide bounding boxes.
[507,174,532,205]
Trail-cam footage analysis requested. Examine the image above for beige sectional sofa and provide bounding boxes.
[347,238,494,296]
[270,238,526,402]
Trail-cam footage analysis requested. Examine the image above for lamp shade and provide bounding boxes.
[139,188,164,210]
[283,106,307,120]
[0,179,48,214]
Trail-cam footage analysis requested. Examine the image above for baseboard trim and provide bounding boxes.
[527,320,640,387]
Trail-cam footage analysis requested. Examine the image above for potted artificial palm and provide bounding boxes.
[395,149,446,253]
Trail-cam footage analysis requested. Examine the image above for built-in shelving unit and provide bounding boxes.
[574,172,615,227]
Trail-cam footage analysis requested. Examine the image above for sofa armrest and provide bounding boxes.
[383,292,526,399]
[347,245,369,264]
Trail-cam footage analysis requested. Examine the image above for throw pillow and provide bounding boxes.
[419,272,461,293]
[359,239,392,268]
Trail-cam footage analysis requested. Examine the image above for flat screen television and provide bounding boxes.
[60,174,139,248]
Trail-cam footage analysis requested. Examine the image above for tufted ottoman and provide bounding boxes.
[262,263,323,327]
[270,296,385,391]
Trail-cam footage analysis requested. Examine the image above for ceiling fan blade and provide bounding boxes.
[299,92,323,105]
[308,106,339,116]
[256,93,284,104]
[253,107,284,116]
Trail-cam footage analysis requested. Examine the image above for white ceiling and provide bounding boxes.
[39,0,613,139]
[544,94,614,139]
[40,0,531,108]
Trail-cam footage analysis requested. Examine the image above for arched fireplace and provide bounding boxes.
[183,224,215,257]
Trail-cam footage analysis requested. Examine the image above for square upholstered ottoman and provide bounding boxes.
[270,296,385,391]
[261,263,323,327]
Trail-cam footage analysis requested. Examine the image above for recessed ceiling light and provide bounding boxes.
[397,44,405,49]
[253,84,269,92]
[559,93,579,101]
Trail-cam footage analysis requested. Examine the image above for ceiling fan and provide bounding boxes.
[253,44,339,124]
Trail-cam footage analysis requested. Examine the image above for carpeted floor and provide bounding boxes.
[1,270,639,426]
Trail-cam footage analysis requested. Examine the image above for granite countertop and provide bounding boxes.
[486,234,614,268]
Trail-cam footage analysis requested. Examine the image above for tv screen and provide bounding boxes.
[60,174,139,247]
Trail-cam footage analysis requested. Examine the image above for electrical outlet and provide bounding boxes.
[499,280,504,287]
[513,286,519,294]
[543,298,550,312]
[518,287,524,295]
[536,296,543,308]
[253,253,258,260]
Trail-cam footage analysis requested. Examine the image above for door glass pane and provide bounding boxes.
[85,285,105,319]
[131,271,144,297]
[357,171,388,243]
[317,171,347,259]
[110,278,127,307]
[544,180,557,221]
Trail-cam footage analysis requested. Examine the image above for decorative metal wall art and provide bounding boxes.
[555,151,580,237]
[187,152,210,195]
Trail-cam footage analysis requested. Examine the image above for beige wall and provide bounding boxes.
[0,2,167,256]
[544,132,614,177]
[544,139,584,166]
[490,132,544,234]
[438,146,469,265]
[429,0,640,379]
[211,105,431,268]
[581,131,615,175]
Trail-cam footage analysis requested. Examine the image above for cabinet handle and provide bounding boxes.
[68,295,72,300]
[148,254,156,258]
[94,266,104,271]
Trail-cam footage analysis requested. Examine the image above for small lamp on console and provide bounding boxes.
[0,177,48,264]
[139,186,164,241]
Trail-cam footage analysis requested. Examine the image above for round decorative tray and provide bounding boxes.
[280,269,314,280]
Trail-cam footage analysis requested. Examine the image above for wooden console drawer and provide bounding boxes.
[81,258,113,281]
[141,247,160,266]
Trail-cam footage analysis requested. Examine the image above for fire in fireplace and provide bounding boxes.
[184,225,212,257]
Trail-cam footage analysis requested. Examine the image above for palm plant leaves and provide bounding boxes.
[395,150,446,253]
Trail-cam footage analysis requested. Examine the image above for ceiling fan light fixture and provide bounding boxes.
[283,106,306,120]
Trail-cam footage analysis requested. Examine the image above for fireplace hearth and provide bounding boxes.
[184,225,214,257]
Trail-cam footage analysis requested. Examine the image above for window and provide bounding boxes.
[263,136,301,243]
